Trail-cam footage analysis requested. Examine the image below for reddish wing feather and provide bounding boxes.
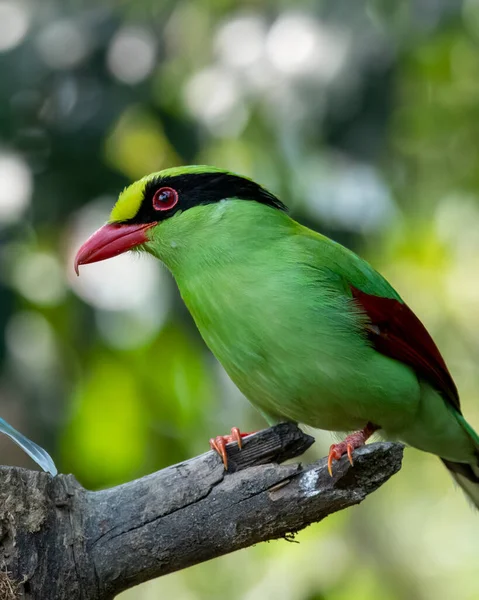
[351,286,460,412]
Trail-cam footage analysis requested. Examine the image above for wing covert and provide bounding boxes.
[350,286,460,412]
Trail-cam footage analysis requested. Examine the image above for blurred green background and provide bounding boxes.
[1,0,479,598]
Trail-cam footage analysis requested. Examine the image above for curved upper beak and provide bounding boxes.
[74,222,155,275]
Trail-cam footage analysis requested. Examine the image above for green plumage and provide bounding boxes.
[86,166,479,507]
[147,200,470,440]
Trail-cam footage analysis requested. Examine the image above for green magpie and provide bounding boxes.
[74,165,479,507]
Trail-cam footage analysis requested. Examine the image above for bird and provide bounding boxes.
[75,165,479,507]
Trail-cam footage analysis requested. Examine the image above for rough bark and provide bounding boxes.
[0,423,404,599]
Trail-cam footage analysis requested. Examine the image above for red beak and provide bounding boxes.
[74,222,155,275]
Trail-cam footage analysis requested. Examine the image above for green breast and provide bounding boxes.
[176,249,395,429]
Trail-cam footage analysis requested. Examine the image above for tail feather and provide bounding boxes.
[440,413,479,509]
[442,460,479,509]
[0,417,57,476]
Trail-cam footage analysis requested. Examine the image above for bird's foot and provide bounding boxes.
[209,427,255,470]
[327,422,379,476]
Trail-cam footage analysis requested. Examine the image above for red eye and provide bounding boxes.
[152,187,179,211]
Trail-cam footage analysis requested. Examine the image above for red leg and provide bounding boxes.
[209,427,256,470]
[327,423,379,476]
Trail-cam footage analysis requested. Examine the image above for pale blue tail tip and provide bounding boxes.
[0,417,58,476]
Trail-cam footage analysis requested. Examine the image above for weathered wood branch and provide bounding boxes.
[0,423,404,600]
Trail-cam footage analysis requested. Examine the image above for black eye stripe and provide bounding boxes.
[119,172,287,225]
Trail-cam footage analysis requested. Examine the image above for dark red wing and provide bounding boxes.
[351,286,460,412]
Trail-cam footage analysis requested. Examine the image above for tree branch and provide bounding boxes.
[0,423,404,600]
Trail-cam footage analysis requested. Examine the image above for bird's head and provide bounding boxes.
[74,165,286,274]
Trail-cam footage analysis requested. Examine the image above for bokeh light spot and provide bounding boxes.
[37,19,89,70]
[184,67,248,136]
[215,15,266,69]
[104,108,178,180]
[266,13,349,80]
[5,311,57,372]
[303,157,396,232]
[95,301,170,350]
[107,26,157,85]
[12,251,66,306]
[0,1,29,52]
[0,153,32,225]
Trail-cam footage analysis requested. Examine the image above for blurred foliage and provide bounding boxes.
[0,0,479,599]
